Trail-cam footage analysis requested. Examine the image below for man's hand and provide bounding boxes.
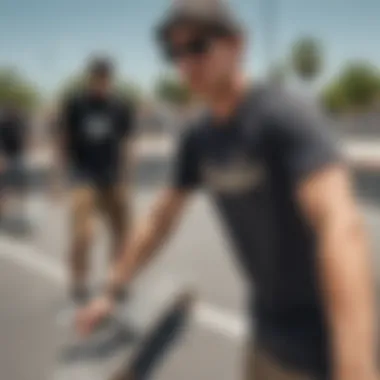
[75,189,189,338]
[76,295,116,337]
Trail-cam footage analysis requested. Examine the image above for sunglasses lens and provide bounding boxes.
[163,37,211,63]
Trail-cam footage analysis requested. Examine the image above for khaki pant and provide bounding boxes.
[69,184,129,284]
[71,184,128,244]
[246,346,320,380]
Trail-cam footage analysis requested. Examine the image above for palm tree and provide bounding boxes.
[291,36,323,83]
[0,67,40,111]
[154,75,191,106]
[320,81,347,114]
[321,61,380,114]
[268,61,288,86]
[338,62,380,110]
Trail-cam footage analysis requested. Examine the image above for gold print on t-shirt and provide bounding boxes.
[202,152,267,194]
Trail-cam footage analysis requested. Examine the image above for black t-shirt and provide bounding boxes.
[172,85,341,376]
[0,110,27,158]
[60,92,134,176]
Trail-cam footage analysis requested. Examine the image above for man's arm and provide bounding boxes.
[268,89,378,379]
[76,126,201,335]
[297,165,378,380]
[107,187,191,293]
[76,187,192,335]
[109,116,201,290]
[108,123,201,290]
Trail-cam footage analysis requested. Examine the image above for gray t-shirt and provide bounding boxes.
[172,85,340,377]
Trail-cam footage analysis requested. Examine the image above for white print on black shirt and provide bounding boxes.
[83,114,112,141]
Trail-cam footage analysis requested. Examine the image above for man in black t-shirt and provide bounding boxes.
[56,57,135,303]
[76,2,378,380]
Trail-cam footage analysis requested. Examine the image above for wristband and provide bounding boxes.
[106,283,128,303]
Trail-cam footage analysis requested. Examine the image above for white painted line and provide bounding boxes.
[195,302,246,340]
[0,238,66,283]
[0,238,246,342]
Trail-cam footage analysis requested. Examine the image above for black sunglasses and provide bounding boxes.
[163,36,213,63]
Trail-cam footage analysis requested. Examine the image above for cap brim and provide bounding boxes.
[155,13,240,43]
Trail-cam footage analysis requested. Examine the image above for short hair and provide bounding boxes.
[87,56,114,77]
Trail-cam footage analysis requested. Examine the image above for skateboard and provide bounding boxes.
[52,288,194,380]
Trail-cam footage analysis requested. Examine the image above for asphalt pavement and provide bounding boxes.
[1,187,380,380]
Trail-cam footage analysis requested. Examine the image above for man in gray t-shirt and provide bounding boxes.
[76,1,378,379]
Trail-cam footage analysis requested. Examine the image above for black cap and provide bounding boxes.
[156,0,243,42]
[87,55,114,77]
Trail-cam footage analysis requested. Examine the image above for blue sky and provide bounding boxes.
[0,0,379,94]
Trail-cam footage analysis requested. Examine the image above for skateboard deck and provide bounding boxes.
[51,286,194,380]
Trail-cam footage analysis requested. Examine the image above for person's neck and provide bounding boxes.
[206,74,249,122]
